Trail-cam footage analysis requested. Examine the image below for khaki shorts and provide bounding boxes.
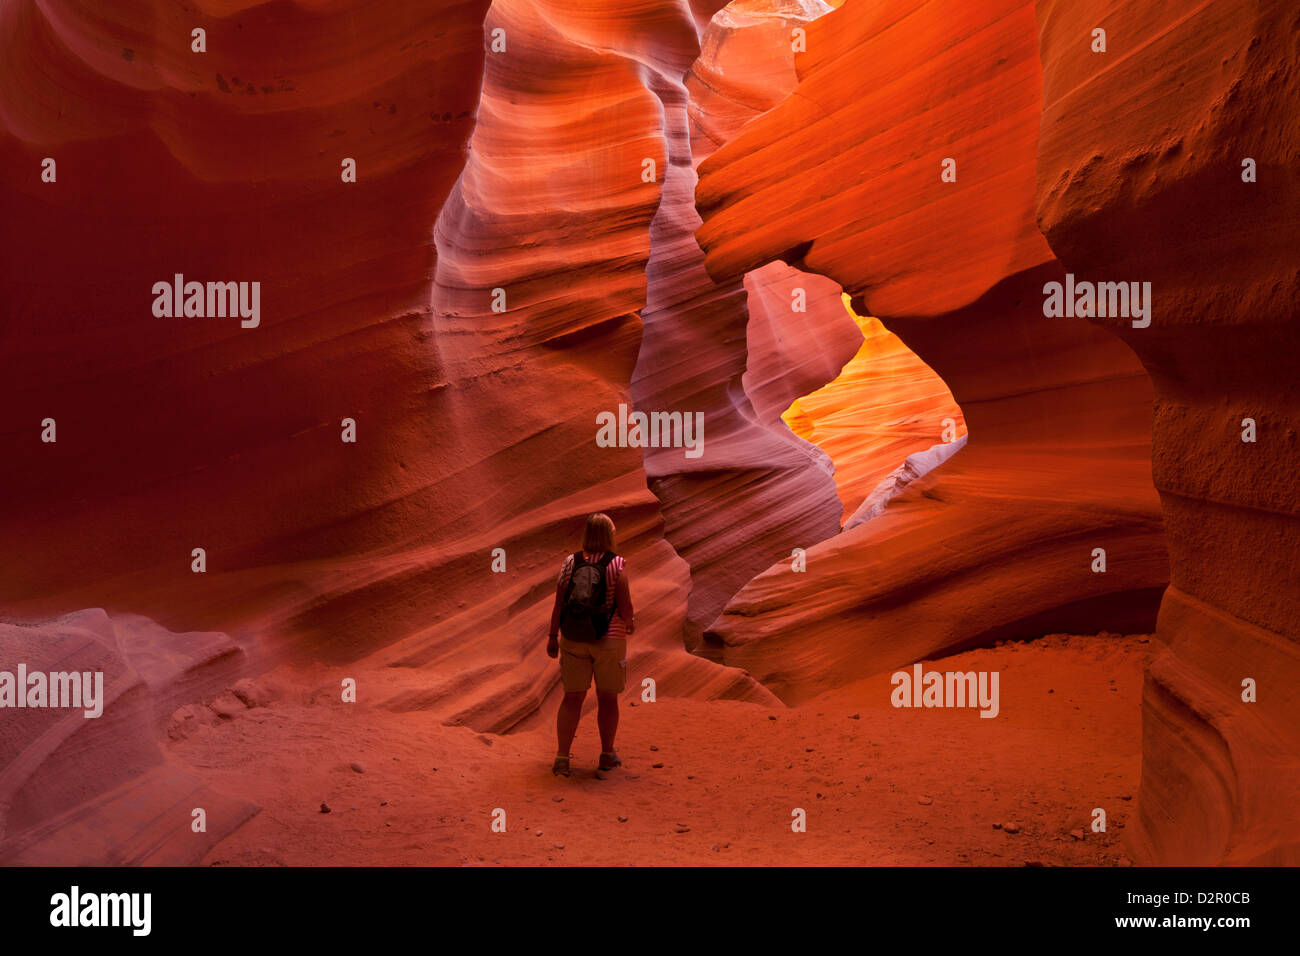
[559,636,627,694]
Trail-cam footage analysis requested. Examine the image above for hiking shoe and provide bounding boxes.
[598,751,622,771]
[552,754,571,777]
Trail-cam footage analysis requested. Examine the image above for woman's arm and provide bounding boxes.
[615,570,634,635]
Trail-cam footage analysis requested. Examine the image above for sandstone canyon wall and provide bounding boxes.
[1034,0,1300,865]
[631,0,864,646]
[0,0,491,860]
[420,0,786,727]
[696,0,1169,702]
[0,0,491,647]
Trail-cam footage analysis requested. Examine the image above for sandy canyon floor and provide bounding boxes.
[175,633,1151,866]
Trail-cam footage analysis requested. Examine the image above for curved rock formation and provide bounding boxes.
[0,0,966,715]
[633,0,969,646]
[0,0,780,747]
[630,0,965,647]
[0,0,505,861]
[686,0,834,160]
[0,0,492,643]
[782,299,966,519]
[420,0,778,722]
[696,0,1168,699]
[0,610,255,864]
[619,0,857,646]
[632,160,845,647]
[1034,0,1300,864]
[740,263,861,430]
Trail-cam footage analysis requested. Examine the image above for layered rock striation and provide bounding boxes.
[696,0,1168,699]
[1034,0,1300,864]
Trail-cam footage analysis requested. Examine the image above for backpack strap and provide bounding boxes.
[562,552,584,602]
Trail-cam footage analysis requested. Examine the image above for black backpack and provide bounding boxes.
[559,551,615,643]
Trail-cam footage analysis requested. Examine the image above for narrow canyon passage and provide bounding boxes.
[184,0,1154,870]
[0,0,1292,871]
[0,0,1152,868]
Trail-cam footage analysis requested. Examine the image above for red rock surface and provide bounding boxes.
[740,264,860,429]
[0,0,490,637]
[637,0,958,643]
[1,0,1288,870]
[421,0,778,714]
[686,0,833,161]
[1034,0,1300,864]
[0,0,500,861]
[0,0,975,864]
[631,0,857,645]
[0,611,255,864]
[697,0,1169,701]
[0,0,803,863]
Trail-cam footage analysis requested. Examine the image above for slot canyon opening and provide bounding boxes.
[765,288,967,526]
[631,0,974,656]
[664,256,969,668]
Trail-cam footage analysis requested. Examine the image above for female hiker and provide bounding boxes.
[546,512,634,776]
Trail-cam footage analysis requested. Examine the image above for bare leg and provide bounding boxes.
[556,690,586,756]
[596,691,619,754]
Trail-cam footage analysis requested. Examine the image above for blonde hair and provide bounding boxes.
[581,513,616,553]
